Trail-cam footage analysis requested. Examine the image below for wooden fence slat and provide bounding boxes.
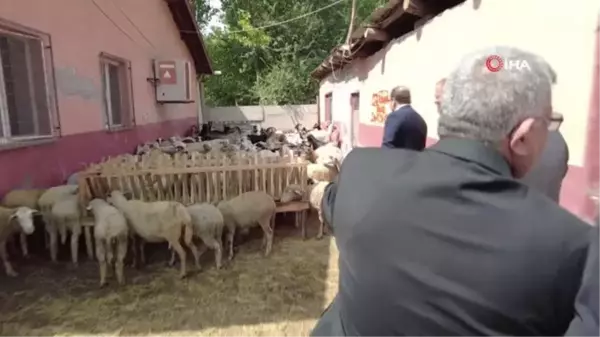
[79,152,309,206]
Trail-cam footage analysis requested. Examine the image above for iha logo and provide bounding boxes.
[485,55,531,72]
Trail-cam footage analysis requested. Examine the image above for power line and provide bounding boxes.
[109,0,155,49]
[179,0,348,35]
[90,0,142,48]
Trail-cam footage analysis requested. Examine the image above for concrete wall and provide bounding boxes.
[0,0,199,136]
[316,0,600,219]
[206,104,318,130]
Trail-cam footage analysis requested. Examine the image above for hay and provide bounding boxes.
[0,227,339,336]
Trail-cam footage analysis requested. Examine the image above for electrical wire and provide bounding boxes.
[179,0,348,35]
[109,0,155,49]
[90,0,140,47]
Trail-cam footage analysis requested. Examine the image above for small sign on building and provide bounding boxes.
[153,59,195,103]
[157,61,177,85]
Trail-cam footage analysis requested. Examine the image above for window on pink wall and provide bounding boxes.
[0,25,56,145]
[324,93,332,122]
[99,53,134,131]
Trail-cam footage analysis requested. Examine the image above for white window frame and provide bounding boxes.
[0,28,53,144]
[100,54,133,131]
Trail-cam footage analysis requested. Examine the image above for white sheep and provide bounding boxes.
[258,149,279,159]
[87,198,129,287]
[51,194,85,265]
[307,162,339,182]
[66,172,80,185]
[314,143,343,167]
[107,190,198,278]
[2,188,46,257]
[38,185,79,262]
[169,203,224,270]
[281,181,331,239]
[217,191,276,260]
[0,206,37,276]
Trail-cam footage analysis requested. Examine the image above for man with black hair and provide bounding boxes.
[381,86,428,150]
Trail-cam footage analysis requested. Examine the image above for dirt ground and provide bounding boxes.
[0,216,339,336]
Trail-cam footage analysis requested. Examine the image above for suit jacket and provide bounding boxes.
[312,138,591,336]
[381,105,428,150]
[566,220,599,336]
[521,131,569,202]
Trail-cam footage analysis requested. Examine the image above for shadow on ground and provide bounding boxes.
[0,214,338,336]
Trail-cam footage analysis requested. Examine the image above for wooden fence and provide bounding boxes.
[77,152,309,206]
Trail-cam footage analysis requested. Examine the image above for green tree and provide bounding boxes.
[253,58,317,105]
[202,10,272,106]
[189,0,218,32]
[201,0,386,106]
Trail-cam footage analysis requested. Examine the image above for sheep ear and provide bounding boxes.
[294,189,303,197]
[8,213,16,220]
[123,191,133,199]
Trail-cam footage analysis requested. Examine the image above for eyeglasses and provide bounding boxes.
[544,113,563,131]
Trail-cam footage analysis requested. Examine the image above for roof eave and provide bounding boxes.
[311,0,466,81]
[164,0,214,76]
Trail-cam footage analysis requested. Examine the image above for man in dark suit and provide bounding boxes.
[566,219,599,336]
[381,86,428,150]
[521,114,569,202]
[311,46,592,336]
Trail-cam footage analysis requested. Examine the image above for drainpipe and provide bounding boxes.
[197,75,204,125]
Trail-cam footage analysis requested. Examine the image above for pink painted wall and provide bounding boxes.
[0,0,202,196]
[0,0,199,135]
[582,24,600,221]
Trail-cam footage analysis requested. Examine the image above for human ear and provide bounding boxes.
[509,118,536,156]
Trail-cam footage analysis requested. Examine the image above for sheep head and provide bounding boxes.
[87,198,107,211]
[9,207,38,235]
[280,184,305,203]
[107,190,130,206]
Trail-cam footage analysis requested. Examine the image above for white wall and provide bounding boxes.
[206,104,318,130]
[318,0,600,166]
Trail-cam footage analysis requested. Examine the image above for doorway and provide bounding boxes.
[350,92,360,147]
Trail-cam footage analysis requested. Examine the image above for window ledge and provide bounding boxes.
[0,138,56,152]
[106,125,134,133]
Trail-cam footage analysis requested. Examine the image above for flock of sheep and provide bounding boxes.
[0,122,342,287]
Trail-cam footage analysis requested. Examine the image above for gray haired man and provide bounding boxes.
[312,46,591,336]
[434,78,446,114]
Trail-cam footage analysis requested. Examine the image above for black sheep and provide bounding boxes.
[247,134,268,144]
[306,133,327,150]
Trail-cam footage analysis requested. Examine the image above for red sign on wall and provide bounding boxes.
[370,90,390,124]
[158,61,177,85]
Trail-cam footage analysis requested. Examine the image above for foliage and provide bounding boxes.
[189,0,218,32]
[194,0,387,106]
[253,58,317,105]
